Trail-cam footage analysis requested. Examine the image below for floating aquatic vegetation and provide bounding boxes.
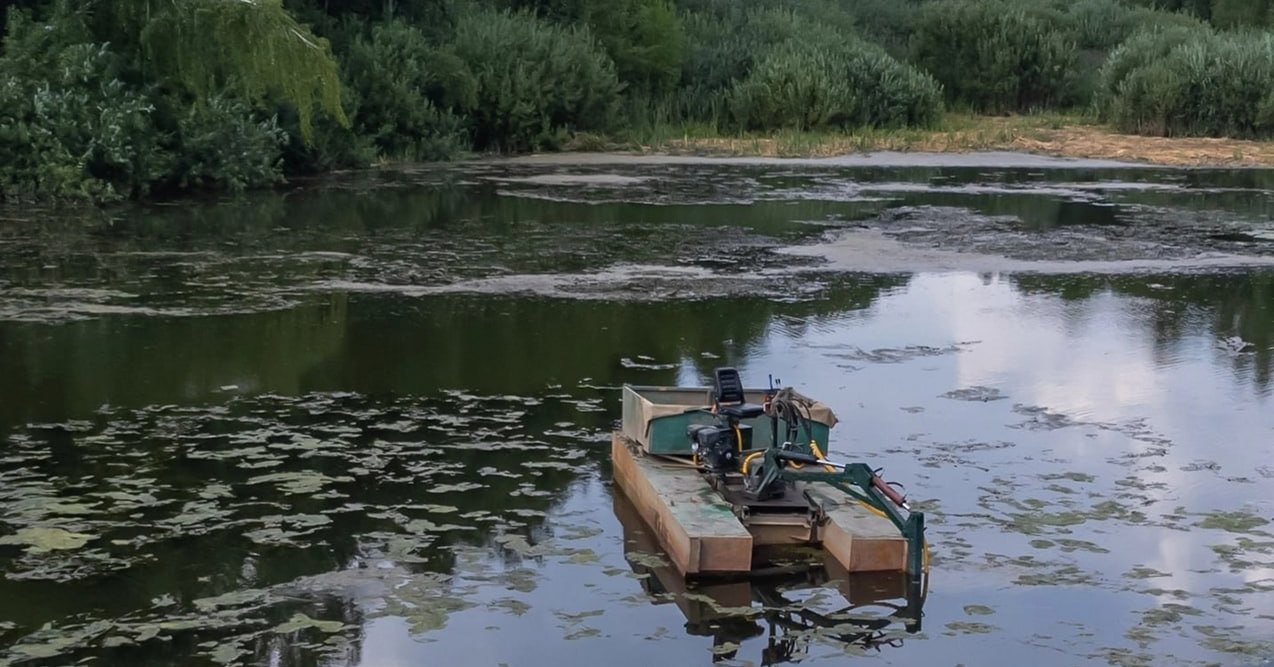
[1009,404,1078,431]
[246,471,353,495]
[0,527,95,554]
[1014,564,1097,586]
[944,621,996,635]
[272,612,346,634]
[619,356,677,370]
[492,597,531,616]
[380,573,478,635]
[825,344,967,365]
[0,387,613,663]
[1124,567,1171,580]
[941,386,1008,402]
[1194,511,1270,534]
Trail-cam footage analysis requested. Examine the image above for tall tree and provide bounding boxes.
[93,0,348,140]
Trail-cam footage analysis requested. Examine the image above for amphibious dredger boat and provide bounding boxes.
[611,368,928,585]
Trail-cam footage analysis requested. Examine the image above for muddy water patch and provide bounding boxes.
[7,161,1274,321]
[784,206,1274,274]
[307,263,827,301]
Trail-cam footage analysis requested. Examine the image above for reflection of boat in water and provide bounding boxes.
[614,488,925,664]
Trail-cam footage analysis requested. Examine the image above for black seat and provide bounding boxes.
[713,367,764,419]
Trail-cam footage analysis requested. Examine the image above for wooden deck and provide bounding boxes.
[807,485,910,573]
[611,432,909,576]
[610,433,752,574]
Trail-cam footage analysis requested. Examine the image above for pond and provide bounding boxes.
[1,154,1272,666]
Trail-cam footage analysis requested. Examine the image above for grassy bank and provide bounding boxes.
[602,112,1274,167]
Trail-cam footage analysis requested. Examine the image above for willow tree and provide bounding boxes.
[97,0,348,140]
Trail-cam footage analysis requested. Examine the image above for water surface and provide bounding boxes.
[1,157,1272,666]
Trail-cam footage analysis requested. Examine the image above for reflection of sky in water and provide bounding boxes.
[339,272,1272,666]
[718,273,1270,661]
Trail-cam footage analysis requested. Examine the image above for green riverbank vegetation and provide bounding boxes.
[4,0,1274,202]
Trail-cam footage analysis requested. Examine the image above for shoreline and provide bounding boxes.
[553,115,1274,169]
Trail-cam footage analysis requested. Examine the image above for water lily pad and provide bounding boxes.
[567,549,599,564]
[625,551,669,569]
[193,588,269,613]
[0,527,95,553]
[1195,511,1269,533]
[274,613,345,634]
[427,482,486,494]
[414,504,459,514]
[563,627,601,640]
[945,621,996,635]
[247,471,351,495]
[405,519,473,533]
[208,641,247,665]
[13,636,79,659]
[710,641,740,655]
[493,598,531,616]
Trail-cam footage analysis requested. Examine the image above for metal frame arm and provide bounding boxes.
[759,449,927,582]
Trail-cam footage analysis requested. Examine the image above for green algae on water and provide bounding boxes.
[0,527,95,553]
[273,613,346,634]
[1194,511,1269,533]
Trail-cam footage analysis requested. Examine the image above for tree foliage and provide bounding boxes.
[342,19,469,159]
[127,0,347,142]
[912,0,1078,113]
[582,0,684,96]
[1099,26,1274,138]
[729,40,942,131]
[7,0,1274,202]
[446,8,621,152]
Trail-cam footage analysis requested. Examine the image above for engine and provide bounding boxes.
[687,424,746,474]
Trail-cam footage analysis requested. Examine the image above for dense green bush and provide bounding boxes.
[1099,28,1274,137]
[166,95,288,192]
[673,6,847,125]
[1020,0,1206,105]
[447,9,622,152]
[0,4,297,202]
[838,0,922,59]
[912,0,1077,113]
[1095,25,1204,105]
[1210,0,1274,28]
[0,9,165,201]
[1127,0,1213,20]
[728,41,943,131]
[342,20,471,160]
[1060,0,1206,49]
[583,0,685,95]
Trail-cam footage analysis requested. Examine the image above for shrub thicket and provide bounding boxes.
[729,41,943,131]
[582,0,685,96]
[1100,28,1274,137]
[7,0,1274,203]
[1210,0,1274,29]
[1027,0,1208,105]
[342,20,471,160]
[448,9,622,152]
[0,6,286,201]
[912,0,1077,113]
[673,6,849,125]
